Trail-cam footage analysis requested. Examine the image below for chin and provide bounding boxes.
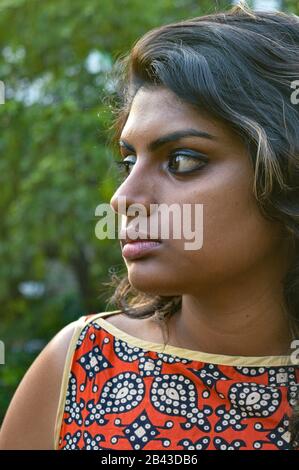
[127,268,181,297]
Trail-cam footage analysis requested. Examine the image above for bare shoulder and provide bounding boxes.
[101,311,164,343]
[0,318,81,450]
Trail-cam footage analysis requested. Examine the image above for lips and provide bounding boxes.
[121,239,162,259]
[119,226,163,260]
[119,230,161,249]
[121,236,161,248]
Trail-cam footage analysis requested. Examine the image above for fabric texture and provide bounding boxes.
[55,311,299,450]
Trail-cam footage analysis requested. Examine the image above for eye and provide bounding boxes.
[167,151,208,174]
[113,150,208,181]
[114,155,136,181]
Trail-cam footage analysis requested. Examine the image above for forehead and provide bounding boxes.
[120,86,234,143]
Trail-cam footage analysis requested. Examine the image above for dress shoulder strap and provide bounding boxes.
[83,309,122,324]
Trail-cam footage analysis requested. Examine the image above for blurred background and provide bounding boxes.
[0,0,298,423]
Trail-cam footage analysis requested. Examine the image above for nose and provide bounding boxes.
[110,164,156,217]
[110,188,154,217]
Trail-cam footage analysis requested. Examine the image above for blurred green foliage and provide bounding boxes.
[0,0,298,423]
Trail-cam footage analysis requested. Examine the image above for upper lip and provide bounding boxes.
[120,230,161,248]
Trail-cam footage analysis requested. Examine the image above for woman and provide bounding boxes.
[0,3,298,450]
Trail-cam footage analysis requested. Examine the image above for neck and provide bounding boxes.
[170,251,293,357]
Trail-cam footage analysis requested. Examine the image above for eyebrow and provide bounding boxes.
[119,128,216,153]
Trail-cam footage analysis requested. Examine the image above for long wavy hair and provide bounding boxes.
[103,3,299,447]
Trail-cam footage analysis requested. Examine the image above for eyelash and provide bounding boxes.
[114,150,208,180]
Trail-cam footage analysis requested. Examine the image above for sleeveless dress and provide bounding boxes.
[54,310,299,451]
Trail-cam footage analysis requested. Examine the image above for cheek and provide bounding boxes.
[167,175,282,288]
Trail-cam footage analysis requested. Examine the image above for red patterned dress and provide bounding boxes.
[54,310,299,450]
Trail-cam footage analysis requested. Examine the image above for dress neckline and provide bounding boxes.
[90,311,293,367]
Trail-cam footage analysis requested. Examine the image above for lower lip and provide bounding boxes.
[122,241,162,259]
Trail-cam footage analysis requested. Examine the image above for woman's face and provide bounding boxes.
[110,86,287,296]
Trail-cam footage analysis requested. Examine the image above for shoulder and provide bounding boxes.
[0,317,84,450]
[93,310,164,343]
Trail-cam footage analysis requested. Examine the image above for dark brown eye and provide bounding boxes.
[168,151,208,174]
